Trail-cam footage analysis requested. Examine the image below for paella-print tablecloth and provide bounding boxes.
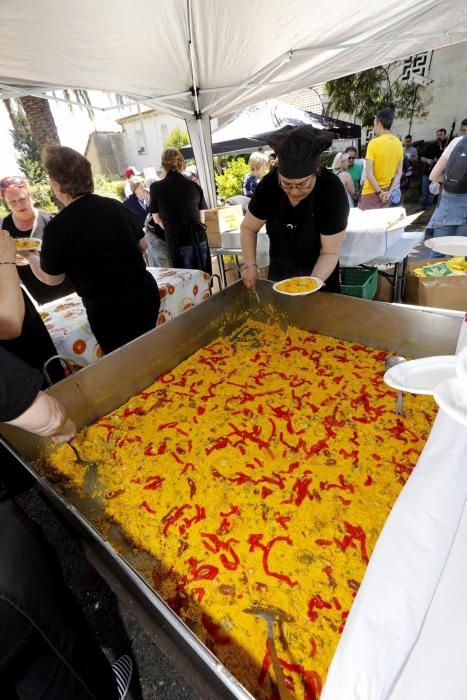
[38,267,210,369]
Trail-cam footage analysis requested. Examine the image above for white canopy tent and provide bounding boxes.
[2,3,467,698]
[0,0,466,205]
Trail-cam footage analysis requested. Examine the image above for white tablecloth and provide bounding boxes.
[38,267,210,369]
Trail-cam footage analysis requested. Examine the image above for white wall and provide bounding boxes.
[390,44,467,143]
[121,113,186,171]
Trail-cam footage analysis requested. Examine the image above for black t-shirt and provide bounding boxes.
[2,214,74,305]
[422,140,446,175]
[149,171,207,226]
[249,168,349,286]
[0,347,42,423]
[0,291,64,386]
[40,194,147,300]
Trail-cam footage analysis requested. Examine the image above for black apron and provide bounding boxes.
[266,186,340,293]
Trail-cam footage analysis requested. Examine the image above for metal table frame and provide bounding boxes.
[210,247,243,288]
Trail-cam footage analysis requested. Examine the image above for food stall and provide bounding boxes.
[0,281,464,700]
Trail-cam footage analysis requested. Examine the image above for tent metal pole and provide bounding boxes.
[137,103,150,161]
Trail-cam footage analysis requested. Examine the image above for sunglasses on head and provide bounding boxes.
[0,176,26,193]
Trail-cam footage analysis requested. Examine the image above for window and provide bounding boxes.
[401,52,429,81]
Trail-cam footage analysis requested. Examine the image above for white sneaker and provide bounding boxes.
[111,654,133,700]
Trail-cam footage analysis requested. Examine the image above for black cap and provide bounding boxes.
[267,125,334,178]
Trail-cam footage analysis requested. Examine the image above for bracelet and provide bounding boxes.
[376,190,382,195]
[0,261,16,265]
[242,263,258,270]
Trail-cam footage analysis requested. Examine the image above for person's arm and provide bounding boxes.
[138,237,148,253]
[199,210,205,224]
[429,154,449,183]
[364,159,386,204]
[240,210,265,290]
[7,391,76,443]
[343,173,355,198]
[22,251,66,285]
[152,213,164,229]
[0,231,25,339]
[382,160,403,203]
[312,232,345,283]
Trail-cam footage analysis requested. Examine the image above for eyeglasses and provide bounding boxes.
[278,175,314,191]
[347,156,355,160]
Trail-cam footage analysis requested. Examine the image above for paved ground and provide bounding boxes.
[17,488,200,700]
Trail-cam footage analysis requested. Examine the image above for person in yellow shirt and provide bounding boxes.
[359,108,403,210]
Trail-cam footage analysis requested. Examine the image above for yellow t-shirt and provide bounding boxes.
[362,133,403,195]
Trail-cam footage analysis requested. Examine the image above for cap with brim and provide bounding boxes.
[267,125,334,179]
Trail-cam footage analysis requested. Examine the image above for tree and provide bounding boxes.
[325,66,424,128]
[8,107,46,184]
[163,126,190,150]
[19,95,61,153]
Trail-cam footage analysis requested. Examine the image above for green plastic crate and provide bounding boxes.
[340,267,378,300]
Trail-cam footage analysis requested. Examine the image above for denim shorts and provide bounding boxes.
[428,190,467,229]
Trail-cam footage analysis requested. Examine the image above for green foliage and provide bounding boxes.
[94,175,125,201]
[29,183,56,212]
[215,157,250,199]
[9,111,47,183]
[320,151,335,168]
[163,127,190,150]
[325,66,424,128]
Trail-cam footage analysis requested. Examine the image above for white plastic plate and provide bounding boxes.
[272,276,323,296]
[424,236,467,257]
[384,355,457,395]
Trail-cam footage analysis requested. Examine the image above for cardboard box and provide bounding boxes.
[374,268,395,303]
[204,205,244,247]
[404,258,467,311]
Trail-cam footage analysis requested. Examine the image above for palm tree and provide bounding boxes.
[19,95,61,151]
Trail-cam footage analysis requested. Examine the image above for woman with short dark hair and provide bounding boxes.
[25,146,160,355]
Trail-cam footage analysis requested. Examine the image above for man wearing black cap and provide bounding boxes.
[240,125,349,292]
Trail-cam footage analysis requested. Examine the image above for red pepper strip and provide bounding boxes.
[247,534,298,587]
[123,406,146,417]
[201,613,232,645]
[187,477,196,498]
[158,420,178,431]
[144,442,157,457]
[105,489,125,500]
[292,477,314,506]
[349,430,359,446]
[94,423,117,441]
[205,436,233,455]
[261,487,273,499]
[219,505,240,518]
[315,539,333,546]
[180,462,195,475]
[274,514,291,530]
[197,406,205,415]
[140,500,157,514]
[143,475,165,490]
[201,378,224,401]
[339,448,359,464]
[305,438,328,456]
[162,504,192,535]
[117,435,142,448]
[180,505,206,534]
[320,474,355,494]
[185,557,219,582]
[278,659,323,700]
[338,496,352,506]
[334,521,369,564]
[176,428,189,437]
[338,610,350,633]
[333,596,342,610]
[307,594,332,621]
[364,475,373,486]
[309,637,317,657]
[158,372,175,384]
[190,587,205,603]
[170,451,184,464]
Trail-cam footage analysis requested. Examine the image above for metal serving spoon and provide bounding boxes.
[67,441,103,496]
[385,355,407,416]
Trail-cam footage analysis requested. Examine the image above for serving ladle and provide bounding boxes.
[385,355,407,416]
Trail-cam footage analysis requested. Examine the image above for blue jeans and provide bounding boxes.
[421,174,434,209]
[146,233,170,267]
